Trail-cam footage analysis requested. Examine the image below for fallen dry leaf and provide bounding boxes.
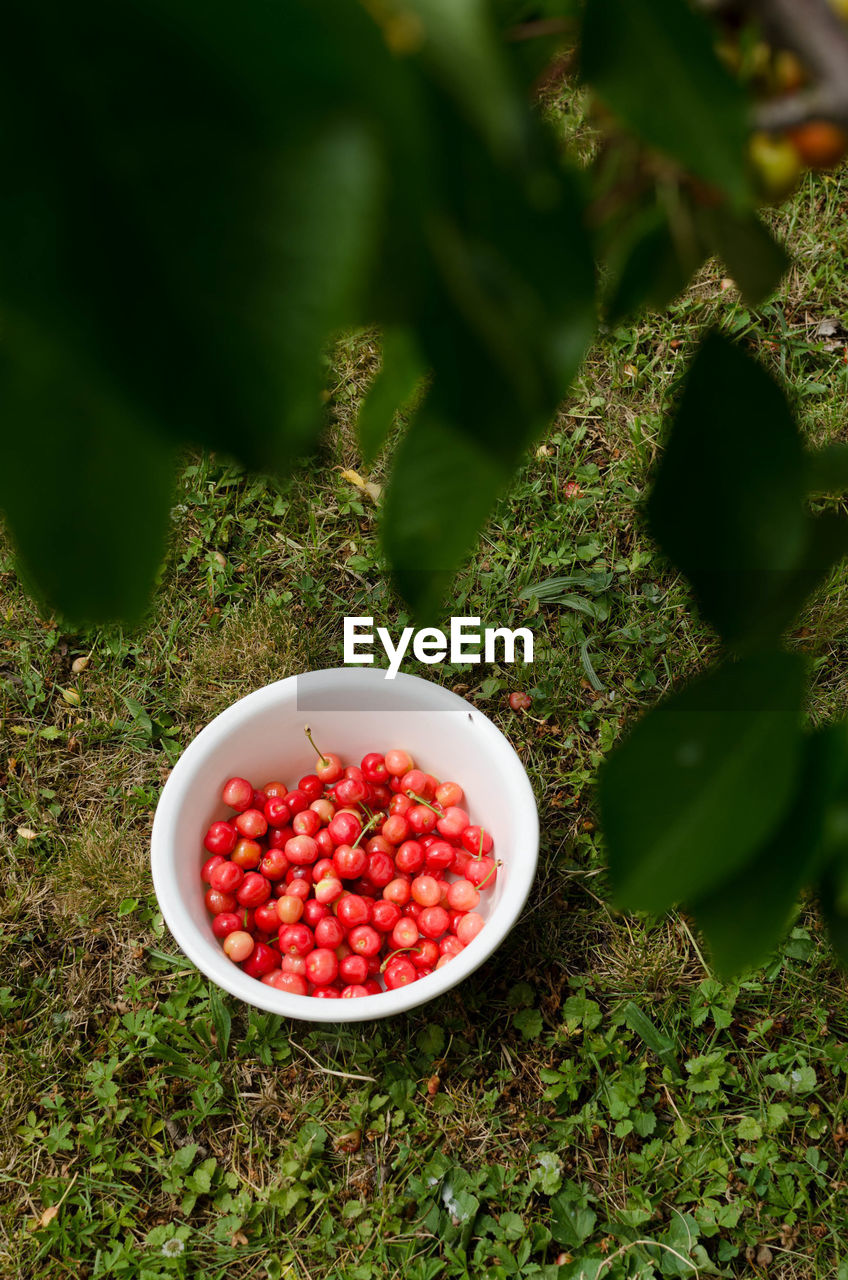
[59,688,80,706]
[71,655,90,674]
[340,468,381,502]
[38,1205,60,1229]
[17,827,38,841]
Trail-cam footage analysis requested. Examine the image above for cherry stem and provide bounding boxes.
[406,790,442,815]
[477,859,502,890]
[379,946,414,973]
[304,725,328,767]
[352,813,380,849]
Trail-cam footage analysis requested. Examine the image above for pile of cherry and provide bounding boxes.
[201,739,498,999]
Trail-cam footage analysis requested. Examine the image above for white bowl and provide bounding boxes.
[151,668,539,1022]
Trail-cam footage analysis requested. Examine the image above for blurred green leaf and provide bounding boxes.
[805,443,848,494]
[0,321,176,624]
[403,0,523,157]
[697,207,790,306]
[648,333,808,647]
[606,211,705,323]
[689,726,845,975]
[581,0,751,204]
[0,6,382,470]
[383,411,510,620]
[384,151,594,617]
[599,650,805,912]
[357,328,427,466]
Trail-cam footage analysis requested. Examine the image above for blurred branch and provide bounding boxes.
[506,17,573,42]
[697,0,848,129]
[752,0,848,128]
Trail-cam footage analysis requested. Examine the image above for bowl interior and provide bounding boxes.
[152,669,538,1020]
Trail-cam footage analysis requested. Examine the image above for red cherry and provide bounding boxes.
[340,984,369,998]
[221,777,253,812]
[371,900,402,933]
[383,957,417,988]
[312,985,343,999]
[339,953,369,984]
[365,851,395,889]
[259,848,288,880]
[201,853,227,883]
[361,752,388,783]
[395,840,424,875]
[410,875,440,907]
[385,750,414,777]
[263,781,288,800]
[293,808,321,838]
[268,971,308,995]
[456,912,485,944]
[314,876,344,905]
[347,924,381,957]
[336,894,371,930]
[465,855,497,889]
[237,872,271,908]
[333,844,368,880]
[408,805,438,836]
[370,783,392,808]
[234,808,268,839]
[223,930,254,962]
[315,752,343,783]
[447,880,479,911]
[418,905,450,939]
[461,826,494,857]
[232,839,263,870]
[279,923,315,956]
[315,828,335,858]
[283,876,311,903]
[411,939,439,969]
[424,841,455,874]
[362,978,382,995]
[440,934,464,958]
[381,813,409,845]
[268,824,295,850]
[328,812,361,847]
[298,774,324,801]
[315,915,346,949]
[242,942,278,979]
[285,789,309,817]
[254,901,281,933]
[383,877,411,907]
[205,888,237,915]
[276,894,304,925]
[203,821,238,856]
[435,780,464,808]
[436,806,470,839]
[285,835,319,866]
[306,947,339,987]
[390,917,419,949]
[264,796,292,828]
[210,861,243,895]
[302,898,328,928]
[211,911,241,939]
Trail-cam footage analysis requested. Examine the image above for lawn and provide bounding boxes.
[1,165,847,1279]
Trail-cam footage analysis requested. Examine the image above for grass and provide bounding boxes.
[1,165,848,1279]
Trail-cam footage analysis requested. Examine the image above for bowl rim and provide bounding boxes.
[151,667,539,1022]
